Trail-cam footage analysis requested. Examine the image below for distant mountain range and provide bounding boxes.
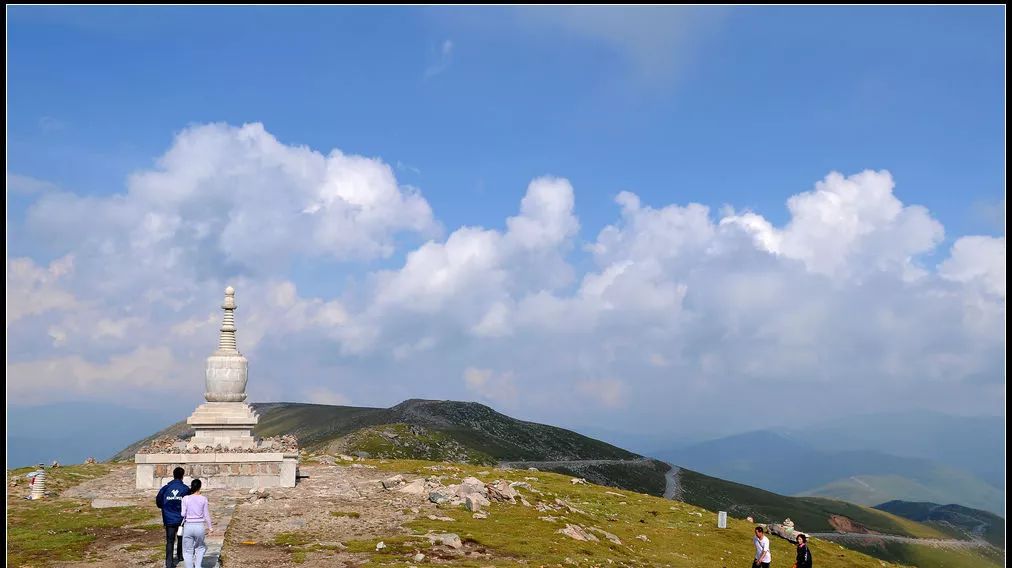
[798,411,1004,489]
[652,428,1004,516]
[875,500,1005,548]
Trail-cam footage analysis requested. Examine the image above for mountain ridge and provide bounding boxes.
[653,428,1003,515]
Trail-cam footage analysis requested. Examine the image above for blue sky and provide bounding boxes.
[6,7,1006,444]
[8,7,1004,242]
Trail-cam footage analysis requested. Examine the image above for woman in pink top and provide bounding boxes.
[180,479,213,568]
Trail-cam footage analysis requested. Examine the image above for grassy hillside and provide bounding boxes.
[226,457,925,568]
[875,500,1006,548]
[535,459,671,496]
[117,399,639,461]
[677,467,952,538]
[8,460,999,568]
[6,464,161,566]
[331,423,497,465]
[836,539,1005,568]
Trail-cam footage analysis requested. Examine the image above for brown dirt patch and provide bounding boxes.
[829,514,878,534]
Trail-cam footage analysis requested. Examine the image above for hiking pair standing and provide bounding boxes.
[752,526,813,568]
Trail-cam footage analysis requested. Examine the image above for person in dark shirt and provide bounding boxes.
[156,467,190,568]
[794,533,813,568]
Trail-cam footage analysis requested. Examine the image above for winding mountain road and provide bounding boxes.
[498,458,654,468]
[807,532,992,549]
[498,458,684,501]
[663,463,683,500]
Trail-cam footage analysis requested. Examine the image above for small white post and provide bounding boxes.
[717,511,727,528]
[28,467,47,500]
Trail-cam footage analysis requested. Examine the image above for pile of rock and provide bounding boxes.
[552,524,623,545]
[246,487,272,504]
[768,518,804,543]
[138,436,186,454]
[378,474,537,519]
[139,434,300,454]
[259,435,299,452]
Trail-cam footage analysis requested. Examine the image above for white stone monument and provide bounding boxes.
[186,287,259,449]
[717,511,727,528]
[135,287,298,489]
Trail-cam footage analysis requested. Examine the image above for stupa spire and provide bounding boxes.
[218,286,238,353]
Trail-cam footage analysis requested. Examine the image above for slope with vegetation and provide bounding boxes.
[875,500,1005,548]
[114,399,1002,568]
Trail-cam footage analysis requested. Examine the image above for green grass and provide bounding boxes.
[840,540,1004,568]
[274,532,314,547]
[337,459,917,567]
[875,501,1006,548]
[116,399,642,463]
[679,467,953,538]
[338,423,497,465]
[330,510,362,518]
[6,464,158,567]
[543,459,670,496]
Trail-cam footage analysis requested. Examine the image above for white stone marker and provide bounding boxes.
[27,467,46,500]
[717,511,727,528]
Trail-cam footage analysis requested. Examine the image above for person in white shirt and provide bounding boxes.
[754,526,772,567]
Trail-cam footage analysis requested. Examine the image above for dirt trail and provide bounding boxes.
[56,465,252,568]
[221,463,498,567]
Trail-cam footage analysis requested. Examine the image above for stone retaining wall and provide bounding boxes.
[135,452,298,489]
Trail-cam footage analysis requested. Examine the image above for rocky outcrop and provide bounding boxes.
[557,524,599,542]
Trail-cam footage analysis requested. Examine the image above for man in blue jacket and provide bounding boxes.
[156,467,189,568]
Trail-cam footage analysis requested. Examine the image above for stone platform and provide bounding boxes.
[135,451,298,489]
[187,402,259,449]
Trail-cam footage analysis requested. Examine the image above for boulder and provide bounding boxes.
[472,511,489,520]
[486,480,519,502]
[455,477,486,498]
[432,533,463,549]
[428,491,450,504]
[465,494,489,512]
[398,479,427,496]
[381,475,406,489]
[556,524,599,542]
